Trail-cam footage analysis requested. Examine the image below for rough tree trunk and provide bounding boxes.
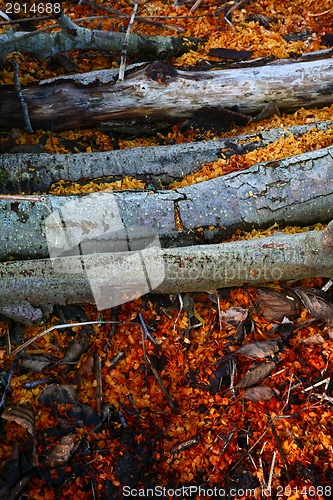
[1,221,332,323]
[1,122,331,192]
[1,55,333,131]
[1,144,333,259]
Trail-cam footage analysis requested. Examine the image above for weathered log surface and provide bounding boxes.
[1,221,332,324]
[1,145,333,259]
[0,11,201,61]
[1,122,332,192]
[2,56,333,131]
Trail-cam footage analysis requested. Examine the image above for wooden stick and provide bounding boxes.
[118,0,139,82]
[11,59,33,134]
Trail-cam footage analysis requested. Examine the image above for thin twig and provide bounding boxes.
[10,321,142,356]
[225,0,250,19]
[11,58,33,134]
[173,294,183,333]
[308,8,331,17]
[303,377,331,392]
[267,449,277,491]
[189,0,204,15]
[118,0,139,81]
[285,372,293,405]
[138,313,160,349]
[0,352,22,408]
[109,351,124,369]
[268,413,291,482]
[216,0,250,29]
[322,279,333,292]
[217,294,222,334]
[259,441,268,489]
[91,0,97,18]
[0,194,45,202]
[140,324,179,413]
[94,352,103,416]
[0,15,53,26]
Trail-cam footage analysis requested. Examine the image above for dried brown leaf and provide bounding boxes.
[301,333,325,345]
[241,386,276,402]
[293,288,333,326]
[236,340,279,359]
[1,404,35,436]
[43,434,75,464]
[38,384,77,406]
[61,335,89,365]
[72,354,94,385]
[258,289,302,321]
[221,307,248,326]
[20,356,50,372]
[236,361,276,389]
[208,48,253,60]
[328,327,333,340]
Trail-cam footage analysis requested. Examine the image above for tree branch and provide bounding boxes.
[0,221,332,323]
[0,11,202,61]
[1,54,333,132]
[1,122,331,192]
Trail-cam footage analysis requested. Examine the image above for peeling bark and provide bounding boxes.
[2,55,333,131]
[1,144,333,259]
[1,122,332,192]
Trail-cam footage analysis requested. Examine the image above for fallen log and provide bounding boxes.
[1,122,331,192]
[2,54,333,131]
[1,144,333,258]
[0,11,201,62]
[1,220,332,324]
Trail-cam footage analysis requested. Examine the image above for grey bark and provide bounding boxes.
[0,11,200,61]
[1,121,332,192]
[2,55,333,131]
[1,144,333,259]
[1,221,332,324]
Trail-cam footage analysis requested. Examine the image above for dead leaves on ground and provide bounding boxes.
[0,281,333,497]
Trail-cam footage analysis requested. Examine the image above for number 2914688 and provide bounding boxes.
[5,3,61,14]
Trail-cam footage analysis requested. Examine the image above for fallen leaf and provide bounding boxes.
[236,340,279,359]
[38,384,77,406]
[43,434,76,464]
[236,361,276,388]
[241,386,276,402]
[1,404,35,436]
[208,48,253,60]
[258,289,302,321]
[20,356,50,372]
[221,307,248,326]
[301,333,325,345]
[293,288,333,326]
[72,354,94,385]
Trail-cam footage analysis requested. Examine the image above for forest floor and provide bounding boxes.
[0,1,333,499]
